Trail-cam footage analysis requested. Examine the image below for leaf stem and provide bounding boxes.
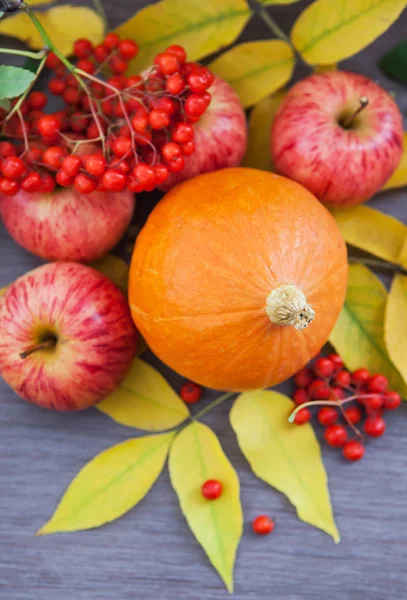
[0,48,47,59]
[92,0,109,31]
[191,392,236,422]
[252,2,292,46]
[348,256,407,275]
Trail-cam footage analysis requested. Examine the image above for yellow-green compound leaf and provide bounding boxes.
[97,358,190,431]
[209,40,294,108]
[330,264,407,397]
[38,432,174,535]
[169,422,242,593]
[385,275,407,386]
[0,6,104,56]
[91,254,129,293]
[230,390,339,542]
[291,0,407,65]
[242,89,286,171]
[117,0,252,74]
[331,206,407,267]
[258,0,301,4]
[383,132,407,190]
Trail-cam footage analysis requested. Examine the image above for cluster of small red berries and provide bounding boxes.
[0,34,213,197]
[292,354,402,462]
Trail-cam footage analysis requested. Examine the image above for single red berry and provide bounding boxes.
[252,515,274,536]
[42,146,66,169]
[166,44,187,63]
[74,173,97,194]
[131,110,148,133]
[155,51,181,75]
[63,86,81,105]
[383,391,401,410]
[85,154,106,177]
[76,58,95,74]
[344,406,362,425]
[28,91,47,110]
[292,388,308,406]
[21,172,42,192]
[41,172,56,193]
[0,177,19,196]
[329,385,347,400]
[38,114,60,137]
[308,379,331,400]
[94,44,109,63]
[55,170,73,188]
[314,357,335,378]
[180,381,202,404]
[154,96,177,115]
[166,73,185,95]
[61,155,82,177]
[172,122,194,144]
[351,368,370,386]
[148,108,170,130]
[153,163,169,184]
[104,32,120,50]
[317,407,338,426]
[111,136,132,158]
[0,141,16,157]
[162,142,181,162]
[48,77,66,96]
[335,370,351,388]
[168,156,185,173]
[201,479,222,500]
[363,394,383,412]
[185,93,210,118]
[342,440,365,462]
[110,55,128,74]
[1,156,25,179]
[327,353,344,372]
[118,39,139,59]
[102,169,127,191]
[181,141,195,156]
[110,157,130,174]
[45,51,60,69]
[367,374,388,394]
[294,367,313,388]
[293,407,311,425]
[73,38,93,59]
[187,67,214,93]
[87,122,103,139]
[364,416,386,438]
[70,111,88,134]
[324,424,348,448]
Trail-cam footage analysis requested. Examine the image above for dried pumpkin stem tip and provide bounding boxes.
[265,284,315,330]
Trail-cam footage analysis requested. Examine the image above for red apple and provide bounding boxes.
[0,262,137,411]
[0,187,135,262]
[160,75,247,191]
[271,71,404,207]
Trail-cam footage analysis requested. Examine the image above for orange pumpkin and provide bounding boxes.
[129,168,348,391]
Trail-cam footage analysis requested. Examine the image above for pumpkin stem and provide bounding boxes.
[265,284,315,330]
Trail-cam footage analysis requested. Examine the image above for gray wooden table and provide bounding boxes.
[1,2,407,599]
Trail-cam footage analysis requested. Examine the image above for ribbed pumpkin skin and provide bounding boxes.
[129,168,348,391]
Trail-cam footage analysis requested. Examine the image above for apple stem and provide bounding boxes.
[341,97,369,129]
[20,338,56,359]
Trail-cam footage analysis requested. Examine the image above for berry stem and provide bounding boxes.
[191,392,235,422]
[288,394,380,423]
[20,338,56,359]
[348,256,407,275]
[92,0,109,31]
[0,47,47,60]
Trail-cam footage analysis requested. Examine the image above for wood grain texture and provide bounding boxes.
[1,1,407,598]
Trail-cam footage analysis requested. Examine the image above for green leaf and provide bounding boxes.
[38,432,174,534]
[0,98,10,111]
[230,390,340,542]
[97,358,190,431]
[0,65,35,100]
[116,0,252,74]
[0,12,4,19]
[330,264,407,397]
[209,40,294,108]
[379,41,407,81]
[169,422,243,593]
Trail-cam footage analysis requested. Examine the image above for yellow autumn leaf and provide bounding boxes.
[26,0,56,4]
[230,390,339,542]
[0,286,6,298]
[38,432,173,535]
[97,358,189,431]
[0,6,104,56]
[382,132,407,190]
[242,89,286,171]
[117,0,251,74]
[169,422,242,593]
[259,0,300,4]
[331,206,407,267]
[385,275,407,386]
[209,40,294,108]
[291,0,407,65]
[91,254,129,293]
[330,264,407,397]
[314,64,337,73]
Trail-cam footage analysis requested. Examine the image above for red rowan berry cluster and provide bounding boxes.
[291,354,402,462]
[0,33,213,196]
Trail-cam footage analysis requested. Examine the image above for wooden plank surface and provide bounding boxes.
[1,1,407,598]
